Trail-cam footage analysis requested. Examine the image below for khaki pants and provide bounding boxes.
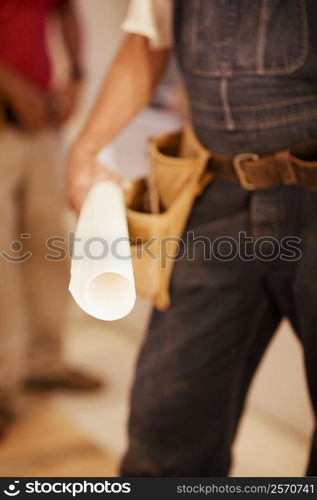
[0,127,68,409]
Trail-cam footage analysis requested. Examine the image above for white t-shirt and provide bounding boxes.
[121,0,173,49]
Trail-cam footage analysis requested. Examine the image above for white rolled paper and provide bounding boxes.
[69,181,136,321]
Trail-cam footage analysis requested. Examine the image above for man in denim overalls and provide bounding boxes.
[67,0,317,476]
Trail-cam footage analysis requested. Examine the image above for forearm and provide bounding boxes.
[67,34,172,213]
[73,34,172,155]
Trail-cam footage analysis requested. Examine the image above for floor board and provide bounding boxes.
[0,396,118,477]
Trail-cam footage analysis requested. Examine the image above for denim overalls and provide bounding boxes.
[121,0,317,476]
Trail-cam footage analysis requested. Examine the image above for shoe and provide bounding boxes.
[24,367,104,392]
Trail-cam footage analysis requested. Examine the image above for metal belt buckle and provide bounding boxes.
[233,152,260,190]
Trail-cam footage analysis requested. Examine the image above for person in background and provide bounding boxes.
[0,0,102,438]
[67,0,317,476]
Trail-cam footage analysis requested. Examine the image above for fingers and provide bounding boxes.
[49,81,80,125]
[92,162,124,187]
[67,161,124,216]
[68,187,86,216]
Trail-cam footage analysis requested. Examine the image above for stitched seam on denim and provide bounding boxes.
[192,109,317,130]
[256,0,270,75]
[256,0,309,75]
[220,0,237,76]
[220,78,235,131]
[237,109,317,128]
[190,0,201,75]
[191,95,317,112]
[186,0,309,78]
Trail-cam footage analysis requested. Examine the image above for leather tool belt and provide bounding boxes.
[125,125,317,310]
[208,142,317,190]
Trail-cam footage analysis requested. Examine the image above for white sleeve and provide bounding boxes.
[121,0,173,49]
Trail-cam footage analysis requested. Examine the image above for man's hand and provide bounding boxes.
[0,64,51,131]
[49,79,81,125]
[66,145,123,215]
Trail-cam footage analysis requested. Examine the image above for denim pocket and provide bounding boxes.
[176,0,309,77]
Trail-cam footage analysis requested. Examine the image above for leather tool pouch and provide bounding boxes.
[125,125,212,310]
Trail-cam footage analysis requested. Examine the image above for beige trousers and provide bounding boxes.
[0,126,69,407]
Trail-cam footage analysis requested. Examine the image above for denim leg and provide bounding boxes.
[121,181,280,476]
[291,190,317,475]
[249,186,317,476]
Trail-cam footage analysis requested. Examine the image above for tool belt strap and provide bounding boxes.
[208,142,317,190]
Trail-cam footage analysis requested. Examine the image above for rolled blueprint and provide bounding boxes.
[69,181,136,321]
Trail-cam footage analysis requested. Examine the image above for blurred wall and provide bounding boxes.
[77,0,129,112]
[245,322,313,441]
[60,0,129,144]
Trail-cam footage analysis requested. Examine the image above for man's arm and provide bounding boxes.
[54,0,83,81]
[66,34,172,213]
[49,0,83,124]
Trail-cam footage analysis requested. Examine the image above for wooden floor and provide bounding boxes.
[0,396,118,477]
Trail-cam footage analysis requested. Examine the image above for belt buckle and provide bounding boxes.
[233,153,260,190]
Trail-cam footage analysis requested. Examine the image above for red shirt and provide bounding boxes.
[0,0,70,90]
